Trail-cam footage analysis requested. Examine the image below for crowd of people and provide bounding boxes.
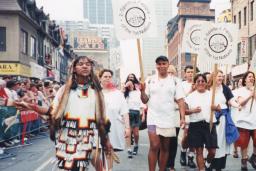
[0,76,60,151]
[1,55,256,171]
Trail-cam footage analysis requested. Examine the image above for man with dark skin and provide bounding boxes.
[140,56,186,171]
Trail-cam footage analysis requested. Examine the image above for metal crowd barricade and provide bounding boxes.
[0,106,49,160]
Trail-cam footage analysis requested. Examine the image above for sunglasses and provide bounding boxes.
[196,80,206,83]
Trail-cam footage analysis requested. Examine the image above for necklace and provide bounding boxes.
[77,82,92,98]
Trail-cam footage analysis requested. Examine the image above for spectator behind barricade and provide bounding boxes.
[43,81,54,103]
[4,80,19,101]
[0,79,8,106]
[2,75,11,82]
[53,84,60,96]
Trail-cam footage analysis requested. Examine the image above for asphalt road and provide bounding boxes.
[0,130,255,171]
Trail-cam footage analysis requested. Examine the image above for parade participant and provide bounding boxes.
[16,56,112,171]
[209,70,240,171]
[99,69,130,169]
[165,65,181,171]
[185,74,218,171]
[140,56,186,171]
[124,80,145,158]
[231,78,243,159]
[180,65,197,168]
[234,71,256,170]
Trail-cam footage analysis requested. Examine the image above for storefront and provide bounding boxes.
[30,62,47,80]
[0,63,31,80]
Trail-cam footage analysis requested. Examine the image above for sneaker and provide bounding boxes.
[3,141,14,147]
[128,150,133,159]
[241,158,248,171]
[249,154,256,169]
[133,146,138,155]
[180,151,187,166]
[187,156,196,168]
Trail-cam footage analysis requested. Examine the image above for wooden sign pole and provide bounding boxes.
[210,64,218,131]
[137,39,144,82]
[192,54,198,79]
[250,84,256,112]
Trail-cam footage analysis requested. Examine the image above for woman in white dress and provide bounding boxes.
[99,69,130,170]
[234,71,256,170]
[208,70,240,171]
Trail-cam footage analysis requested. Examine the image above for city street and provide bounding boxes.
[0,130,255,171]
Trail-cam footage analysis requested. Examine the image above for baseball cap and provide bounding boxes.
[155,56,169,63]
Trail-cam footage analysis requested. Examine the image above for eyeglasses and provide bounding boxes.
[196,80,206,83]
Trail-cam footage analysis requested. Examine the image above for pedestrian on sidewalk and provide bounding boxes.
[124,77,145,158]
[234,71,256,170]
[15,56,113,171]
[208,70,240,171]
[99,69,130,170]
[140,56,186,171]
[185,74,218,171]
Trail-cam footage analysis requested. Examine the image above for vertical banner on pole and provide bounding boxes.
[112,0,157,40]
[198,23,238,130]
[181,20,210,54]
[199,23,238,65]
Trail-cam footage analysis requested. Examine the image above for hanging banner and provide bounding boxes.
[199,23,238,65]
[240,37,248,57]
[181,20,210,54]
[112,0,157,40]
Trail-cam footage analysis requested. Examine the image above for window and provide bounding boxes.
[244,7,247,26]
[237,42,241,64]
[250,35,256,59]
[0,27,6,51]
[233,15,236,24]
[21,30,28,54]
[251,1,254,21]
[185,53,191,65]
[30,36,36,58]
[239,11,241,29]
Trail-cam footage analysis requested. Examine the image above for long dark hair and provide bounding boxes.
[124,81,136,98]
[71,56,102,91]
[242,71,255,87]
[124,73,139,98]
[125,73,139,84]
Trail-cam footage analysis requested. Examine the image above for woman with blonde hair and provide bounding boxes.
[208,70,240,171]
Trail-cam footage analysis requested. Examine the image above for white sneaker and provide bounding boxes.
[13,139,20,144]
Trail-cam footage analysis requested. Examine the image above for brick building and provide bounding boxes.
[167,0,215,76]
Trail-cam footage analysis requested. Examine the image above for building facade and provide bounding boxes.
[167,0,215,76]
[0,0,74,82]
[217,9,232,23]
[57,20,111,69]
[83,0,113,25]
[231,0,256,64]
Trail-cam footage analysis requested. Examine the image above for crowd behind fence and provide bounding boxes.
[0,76,60,155]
